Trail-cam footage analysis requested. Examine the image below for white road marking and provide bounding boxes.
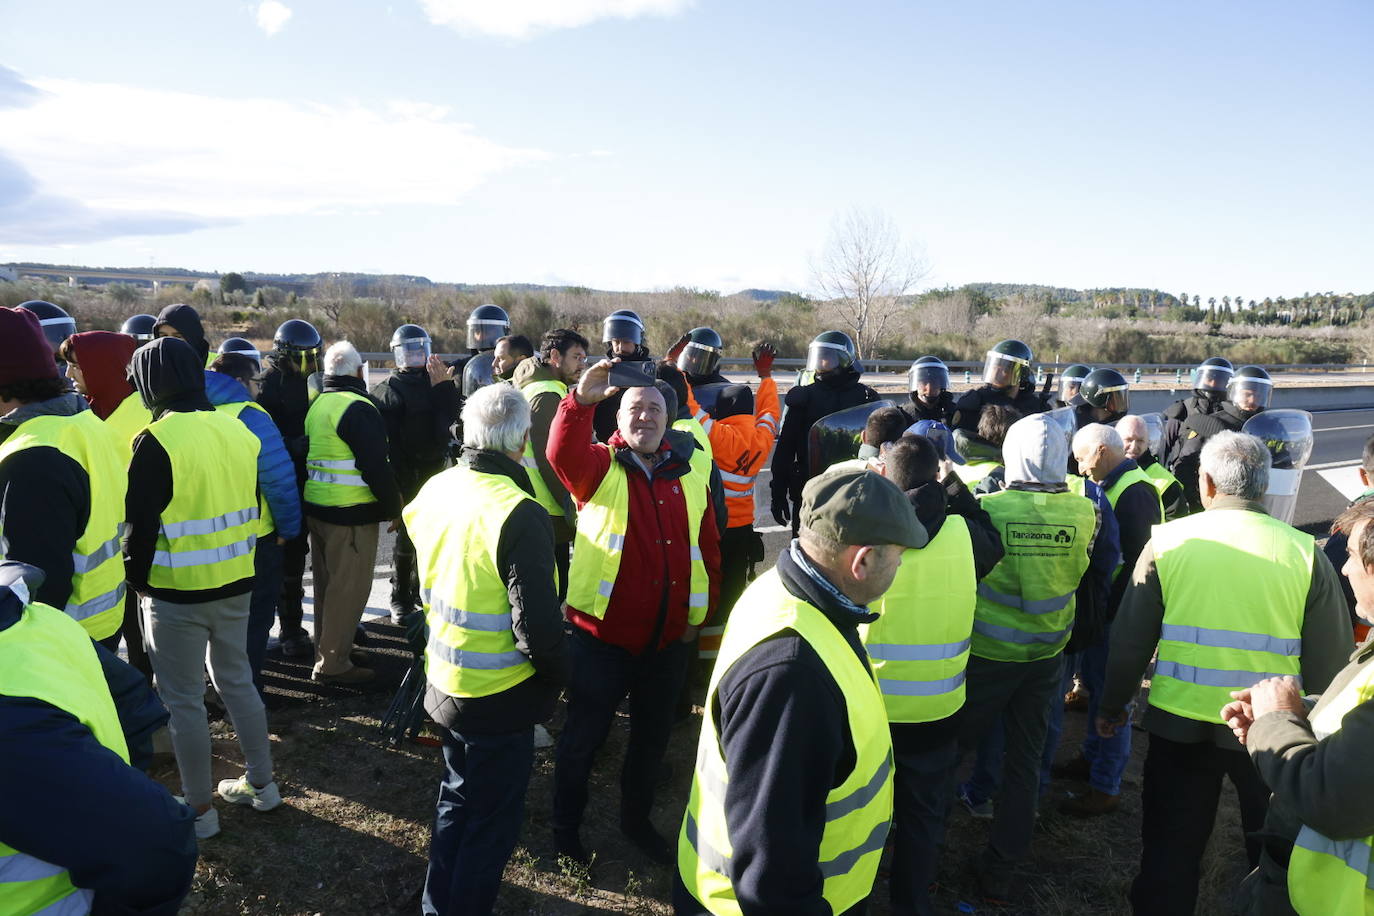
[1306,459,1363,471]
[1317,466,1368,502]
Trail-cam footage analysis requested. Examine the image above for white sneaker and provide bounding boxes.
[217,775,283,812]
[174,797,220,840]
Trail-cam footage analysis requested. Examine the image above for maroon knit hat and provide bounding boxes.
[0,307,60,385]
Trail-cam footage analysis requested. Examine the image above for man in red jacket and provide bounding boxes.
[549,358,721,868]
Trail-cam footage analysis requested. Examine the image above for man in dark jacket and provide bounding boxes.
[675,468,925,916]
[256,319,323,658]
[1117,414,1189,521]
[950,339,1048,438]
[513,329,588,597]
[549,359,722,867]
[904,356,957,425]
[406,384,567,916]
[370,326,460,623]
[152,303,210,364]
[770,331,879,535]
[0,560,198,916]
[302,341,402,685]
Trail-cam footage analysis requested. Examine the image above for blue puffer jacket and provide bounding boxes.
[204,369,303,540]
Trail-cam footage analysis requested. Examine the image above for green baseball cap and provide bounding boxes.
[800,468,928,549]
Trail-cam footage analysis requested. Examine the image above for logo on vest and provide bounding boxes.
[1006,523,1077,553]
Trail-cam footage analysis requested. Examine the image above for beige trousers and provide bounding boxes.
[307,518,380,676]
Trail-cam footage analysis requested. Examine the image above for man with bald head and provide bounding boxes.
[1116,415,1187,520]
[548,357,722,868]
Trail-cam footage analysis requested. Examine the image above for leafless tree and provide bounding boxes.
[812,207,930,358]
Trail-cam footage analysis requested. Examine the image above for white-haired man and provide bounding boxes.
[1116,414,1187,520]
[406,383,568,916]
[303,340,401,684]
[1098,431,1350,916]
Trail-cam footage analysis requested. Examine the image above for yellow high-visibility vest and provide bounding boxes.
[678,569,892,915]
[406,465,538,698]
[0,598,129,916]
[303,390,378,508]
[1150,508,1310,723]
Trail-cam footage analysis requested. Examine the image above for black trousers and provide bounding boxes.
[278,530,309,637]
[891,737,959,916]
[553,630,691,833]
[717,525,758,620]
[1130,733,1269,915]
[97,590,152,685]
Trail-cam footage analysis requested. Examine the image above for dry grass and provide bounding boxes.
[163,673,1252,915]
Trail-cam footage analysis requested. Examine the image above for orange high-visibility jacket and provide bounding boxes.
[687,377,780,529]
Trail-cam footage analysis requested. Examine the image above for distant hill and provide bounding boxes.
[734,288,792,301]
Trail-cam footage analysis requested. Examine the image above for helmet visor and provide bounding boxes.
[806,341,850,375]
[1228,376,1273,411]
[1095,383,1130,417]
[676,341,722,378]
[1191,365,1234,392]
[602,315,645,345]
[393,336,432,369]
[223,345,261,367]
[1061,377,1083,400]
[467,320,508,351]
[983,350,1029,389]
[908,364,949,393]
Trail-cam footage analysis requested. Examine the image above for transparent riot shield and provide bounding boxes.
[807,400,898,478]
[462,351,496,397]
[1139,412,1166,459]
[1241,408,1314,525]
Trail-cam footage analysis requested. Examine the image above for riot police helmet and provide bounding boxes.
[390,323,432,369]
[602,309,645,346]
[907,356,950,398]
[806,330,858,377]
[121,313,157,342]
[1060,364,1092,401]
[467,304,510,351]
[1228,365,1273,413]
[982,339,1033,390]
[16,300,75,353]
[1080,368,1130,418]
[676,327,724,378]
[1191,356,1235,395]
[218,337,261,368]
[273,318,323,375]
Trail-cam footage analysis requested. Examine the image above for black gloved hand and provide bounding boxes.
[770,492,791,527]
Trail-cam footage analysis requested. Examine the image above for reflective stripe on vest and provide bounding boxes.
[304,390,379,508]
[215,399,277,536]
[566,456,711,624]
[405,465,537,698]
[145,411,260,592]
[972,488,1096,662]
[519,378,568,518]
[0,412,127,639]
[1288,661,1374,914]
[861,516,976,723]
[678,569,893,915]
[0,600,128,916]
[1150,508,1311,723]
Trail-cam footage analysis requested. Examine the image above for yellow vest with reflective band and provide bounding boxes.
[405,465,537,698]
[674,417,714,476]
[954,460,1000,488]
[1150,508,1311,723]
[519,379,568,518]
[1105,464,1165,520]
[566,454,711,625]
[973,488,1096,662]
[0,412,127,639]
[861,516,976,723]
[678,569,893,915]
[103,392,152,465]
[304,390,378,508]
[145,411,260,592]
[0,598,129,916]
[1288,660,1374,915]
[214,400,276,537]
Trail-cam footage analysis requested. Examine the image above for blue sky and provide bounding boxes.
[0,0,1369,298]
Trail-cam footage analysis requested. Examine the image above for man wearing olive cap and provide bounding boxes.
[676,468,925,916]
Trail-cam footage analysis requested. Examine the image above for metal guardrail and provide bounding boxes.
[361,353,1372,374]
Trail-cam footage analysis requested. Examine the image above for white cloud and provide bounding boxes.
[0,77,550,230]
[255,1,293,36]
[419,0,692,38]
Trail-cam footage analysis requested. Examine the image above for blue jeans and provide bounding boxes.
[246,534,283,696]
[1076,626,1132,795]
[423,725,535,916]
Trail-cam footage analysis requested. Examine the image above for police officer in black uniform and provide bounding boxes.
[769,330,878,535]
[904,355,957,424]
[1056,364,1092,409]
[592,309,654,442]
[370,324,460,624]
[1074,368,1131,429]
[950,338,1048,435]
[1164,356,1233,422]
[121,314,157,342]
[256,318,323,658]
[674,327,730,388]
[1163,364,1271,511]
